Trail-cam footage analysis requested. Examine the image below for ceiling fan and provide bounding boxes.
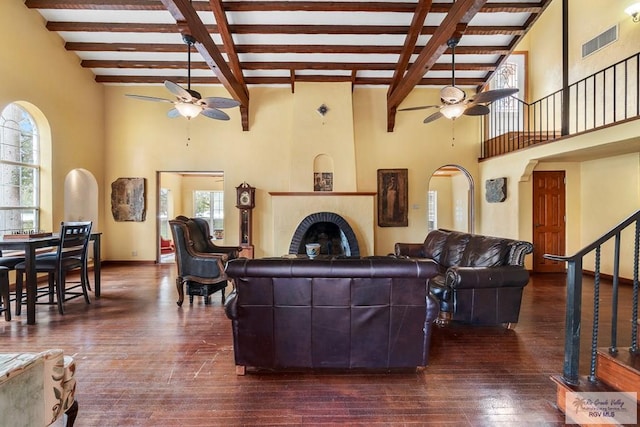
[126,34,240,120]
[399,37,518,124]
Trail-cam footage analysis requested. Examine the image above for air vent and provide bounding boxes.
[582,25,618,58]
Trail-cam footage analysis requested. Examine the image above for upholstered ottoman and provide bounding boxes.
[0,349,78,427]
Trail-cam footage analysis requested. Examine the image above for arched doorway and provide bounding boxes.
[427,165,474,233]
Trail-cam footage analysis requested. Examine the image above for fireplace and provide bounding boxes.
[269,192,375,257]
[288,212,360,256]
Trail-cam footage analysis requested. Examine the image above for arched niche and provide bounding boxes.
[64,168,99,231]
[427,164,474,233]
[313,154,334,191]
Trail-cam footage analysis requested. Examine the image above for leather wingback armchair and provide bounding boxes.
[174,216,240,259]
[169,217,234,306]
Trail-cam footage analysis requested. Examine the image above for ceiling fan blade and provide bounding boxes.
[125,94,174,103]
[398,105,440,112]
[164,80,193,102]
[167,108,181,118]
[202,97,240,109]
[464,104,491,116]
[471,88,518,104]
[201,108,230,120]
[423,111,444,124]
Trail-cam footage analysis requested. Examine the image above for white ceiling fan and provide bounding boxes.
[126,34,240,120]
[399,37,518,123]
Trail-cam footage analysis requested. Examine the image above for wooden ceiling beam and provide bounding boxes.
[207,0,248,129]
[81,59,495,72]
[388,0,433,97]
[208,0,245,86]
[160,0,249,130]
[66,42,511,56]
[387,0,488,131]
[96,74,486,87]
[26,0,543,14]
[47,21,526,36]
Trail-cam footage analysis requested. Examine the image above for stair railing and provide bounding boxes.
[544,209,640,386]
[482,50,640,159]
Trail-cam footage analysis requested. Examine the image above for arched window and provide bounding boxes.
[0,103,40,234]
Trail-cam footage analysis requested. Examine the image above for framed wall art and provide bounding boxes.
[110,177,146,222]
[377,168,408,227]
[313,172,333,192]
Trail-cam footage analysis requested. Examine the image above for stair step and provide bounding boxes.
[596,348,640,395]
[551,375,639,426]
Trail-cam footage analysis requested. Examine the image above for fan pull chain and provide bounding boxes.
[186,119,191,147]
[451,120,455,147]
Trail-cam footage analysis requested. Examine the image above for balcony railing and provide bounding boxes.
[482,51,640,159]
[544,210,640,385]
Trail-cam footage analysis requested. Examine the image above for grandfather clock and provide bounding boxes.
[236,182,255,258]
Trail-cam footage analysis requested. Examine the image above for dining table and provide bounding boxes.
[0,232,101,325]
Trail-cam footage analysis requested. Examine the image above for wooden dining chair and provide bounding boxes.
[15,221,93,315]
[0,266,10,321]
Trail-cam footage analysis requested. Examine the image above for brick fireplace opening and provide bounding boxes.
[288,212,360,256]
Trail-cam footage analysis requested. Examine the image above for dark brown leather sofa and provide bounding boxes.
[395,229,533,327]
[224,257,440,374]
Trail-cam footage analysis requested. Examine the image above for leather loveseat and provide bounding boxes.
[395,229,533,327]
[224,257,440,374]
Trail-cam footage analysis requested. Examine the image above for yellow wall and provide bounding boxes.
[101,81,483,259]
[479,120,640,274]
[580,153,640,277]
[352,87,481,254]
[0,1,105,236]
[523,0,640,99]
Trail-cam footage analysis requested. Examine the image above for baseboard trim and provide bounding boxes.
[101,260,159,266]
[583,269,634,286]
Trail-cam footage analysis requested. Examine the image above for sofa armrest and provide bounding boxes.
[394,243,424,257]
[446,265,530,290]
[224,288,238,320]
[425,293,439,324]
[207,245,241,260]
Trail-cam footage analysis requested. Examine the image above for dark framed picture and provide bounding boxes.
[377,169,408,227]
[313,172,333,192]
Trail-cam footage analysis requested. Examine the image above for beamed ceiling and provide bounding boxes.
[25,0,553,130]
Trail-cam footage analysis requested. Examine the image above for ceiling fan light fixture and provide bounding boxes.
[440,103,466,120]
[175,101,202,119]
[440,85,466,104]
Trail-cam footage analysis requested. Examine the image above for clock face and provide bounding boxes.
[239,191,251,206]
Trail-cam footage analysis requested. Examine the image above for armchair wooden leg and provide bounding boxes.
[236,365,246,376]
[176,277,184,307]
[435,311,451,327]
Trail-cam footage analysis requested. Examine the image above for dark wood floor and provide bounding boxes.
[1,264,634,426]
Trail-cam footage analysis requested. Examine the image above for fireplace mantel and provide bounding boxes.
[269,192,376,196]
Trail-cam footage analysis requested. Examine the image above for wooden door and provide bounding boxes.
[532,171,566,273]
